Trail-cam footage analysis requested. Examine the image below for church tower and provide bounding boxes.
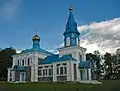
[59,5,86,62]
[63,5,80,47]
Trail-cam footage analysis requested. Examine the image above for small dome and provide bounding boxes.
[32,34,40,41]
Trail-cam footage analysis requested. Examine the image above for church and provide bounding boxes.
[7,6,95,83]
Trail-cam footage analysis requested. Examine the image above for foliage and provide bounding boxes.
[86,50,102,80]
[86,48,120,80]
[0,47,16,80]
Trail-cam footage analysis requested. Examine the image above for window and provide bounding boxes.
[66,37,70,46]
[18,60,19,65]
[57,64,60,66]
[60,67,63,75]
[79,53,82,61]
[45,69,47,75]
[74,64,77,80]
[38,66,43,69]
[63,63,67,66]
[45,66,48,68]
[28,59,30,65]
[49,69,51,75]
[49,69,52,75]
[43,69,45,76]
[64,67,67,74]
[51,69,53,75]
[57,67,59,75]
[38,70,42,76]
[38,58,42,63]
[22,60,24,66]
[19,61,21,66]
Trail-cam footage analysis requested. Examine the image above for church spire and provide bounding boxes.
[64,5,80,35]
[63,6,80,47]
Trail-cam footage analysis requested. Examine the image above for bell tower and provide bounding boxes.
[63,5,80,47]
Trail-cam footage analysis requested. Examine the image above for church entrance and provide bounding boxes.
[20,72,26,81]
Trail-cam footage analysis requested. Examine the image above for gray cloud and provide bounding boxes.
[78,18,120,54]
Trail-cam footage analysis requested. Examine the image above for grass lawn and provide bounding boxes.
[0,80,120,91]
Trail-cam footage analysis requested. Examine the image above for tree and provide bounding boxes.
[116,48,120,64]
[112,48,120,79]
[86,53,94,60]
[104,52,113,79]
[86,50,102,80]
[93,50,102,79]
[0,47,16,80]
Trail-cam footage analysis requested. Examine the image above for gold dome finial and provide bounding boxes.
[32,30,40,41]
[69,4,72,11]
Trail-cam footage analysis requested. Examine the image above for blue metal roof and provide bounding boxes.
[39,54,76,65]
[13,65,25,71]
[58,54,76,61]
[63,9,80,35]
[39,54,59,64]
[21,48,53,55]
[78,61,93,68]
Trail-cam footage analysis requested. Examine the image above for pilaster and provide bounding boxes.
[12,71,15,82]
[76,64,80,81]
[88,68,92,80]
[67,62,71,81]
[34,56,38,82]
[85,69,88,80]
[53,64,57,82]
[7,68,10,82]
[70,62,74,81]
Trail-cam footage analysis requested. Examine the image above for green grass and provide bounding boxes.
[0,80,120,91]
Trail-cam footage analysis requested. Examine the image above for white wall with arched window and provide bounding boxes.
[56,63,67,76]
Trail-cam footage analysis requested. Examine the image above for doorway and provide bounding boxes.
[20,72,26,81]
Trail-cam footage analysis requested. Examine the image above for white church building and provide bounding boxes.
[7,6,95,83]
